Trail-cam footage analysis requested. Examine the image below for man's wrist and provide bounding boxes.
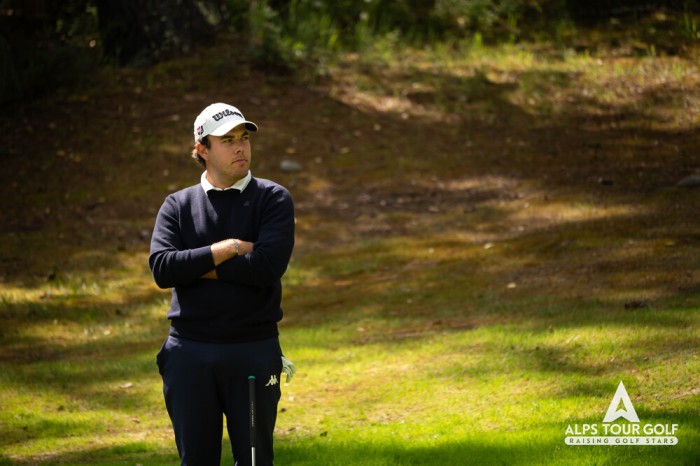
[211,238,240,266]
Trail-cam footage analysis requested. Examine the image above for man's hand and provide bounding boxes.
[281,356,296,383]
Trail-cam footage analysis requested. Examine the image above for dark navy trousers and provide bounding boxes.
[157,335,283,466]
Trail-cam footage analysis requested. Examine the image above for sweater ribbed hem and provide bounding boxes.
[169,321,279,344]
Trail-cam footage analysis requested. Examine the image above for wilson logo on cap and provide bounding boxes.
[212,109,243,122]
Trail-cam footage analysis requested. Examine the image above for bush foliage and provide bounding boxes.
[0,0,699,103]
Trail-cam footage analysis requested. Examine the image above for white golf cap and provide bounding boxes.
[193,103,258,143]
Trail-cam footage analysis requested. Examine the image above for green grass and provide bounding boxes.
[2,246,697,464]
[1,33,700,465]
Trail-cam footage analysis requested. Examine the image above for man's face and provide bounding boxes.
[199,124,252,187]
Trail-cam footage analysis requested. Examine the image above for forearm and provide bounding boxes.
[149,245,215,288]
[203,239,254,279]
[211,238,254,266]
[214,237,293,286]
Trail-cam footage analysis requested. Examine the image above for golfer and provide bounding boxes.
[149,102,296,465]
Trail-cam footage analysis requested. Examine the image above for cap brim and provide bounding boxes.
[209,120,258,136]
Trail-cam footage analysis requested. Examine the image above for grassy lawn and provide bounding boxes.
[1,36,699,464]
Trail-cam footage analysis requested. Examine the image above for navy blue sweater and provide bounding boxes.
[149,177,295,343]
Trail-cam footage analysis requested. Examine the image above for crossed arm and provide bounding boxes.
[150,190,294,289]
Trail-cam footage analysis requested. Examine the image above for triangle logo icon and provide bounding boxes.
[603,381,640,423]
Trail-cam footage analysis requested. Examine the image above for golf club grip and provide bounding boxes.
[248,376,256,448]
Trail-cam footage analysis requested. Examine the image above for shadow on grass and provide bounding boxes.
[273,429,698,466]
[1,428,695,465]
[0,444,179,466]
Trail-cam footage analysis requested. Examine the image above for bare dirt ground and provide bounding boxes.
[0,42,699,313]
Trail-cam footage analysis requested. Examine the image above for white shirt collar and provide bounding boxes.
[201,170,252,193]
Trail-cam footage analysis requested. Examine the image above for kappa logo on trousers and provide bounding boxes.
[265,375,279,387]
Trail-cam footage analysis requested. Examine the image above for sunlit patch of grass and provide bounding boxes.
[276,300,699,464]
[326,39,700,133]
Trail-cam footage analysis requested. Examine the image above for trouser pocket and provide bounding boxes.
[155,336,171,376]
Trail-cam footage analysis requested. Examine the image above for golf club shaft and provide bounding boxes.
[249,375,256,466]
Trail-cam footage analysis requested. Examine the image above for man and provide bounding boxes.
[150,102,296,465]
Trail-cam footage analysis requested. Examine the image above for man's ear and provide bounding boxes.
[196,142,209,161]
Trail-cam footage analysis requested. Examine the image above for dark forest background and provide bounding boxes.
[1,0,699,106]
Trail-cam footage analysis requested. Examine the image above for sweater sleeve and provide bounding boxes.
[149,194,215,289]
[215,187,295,287]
